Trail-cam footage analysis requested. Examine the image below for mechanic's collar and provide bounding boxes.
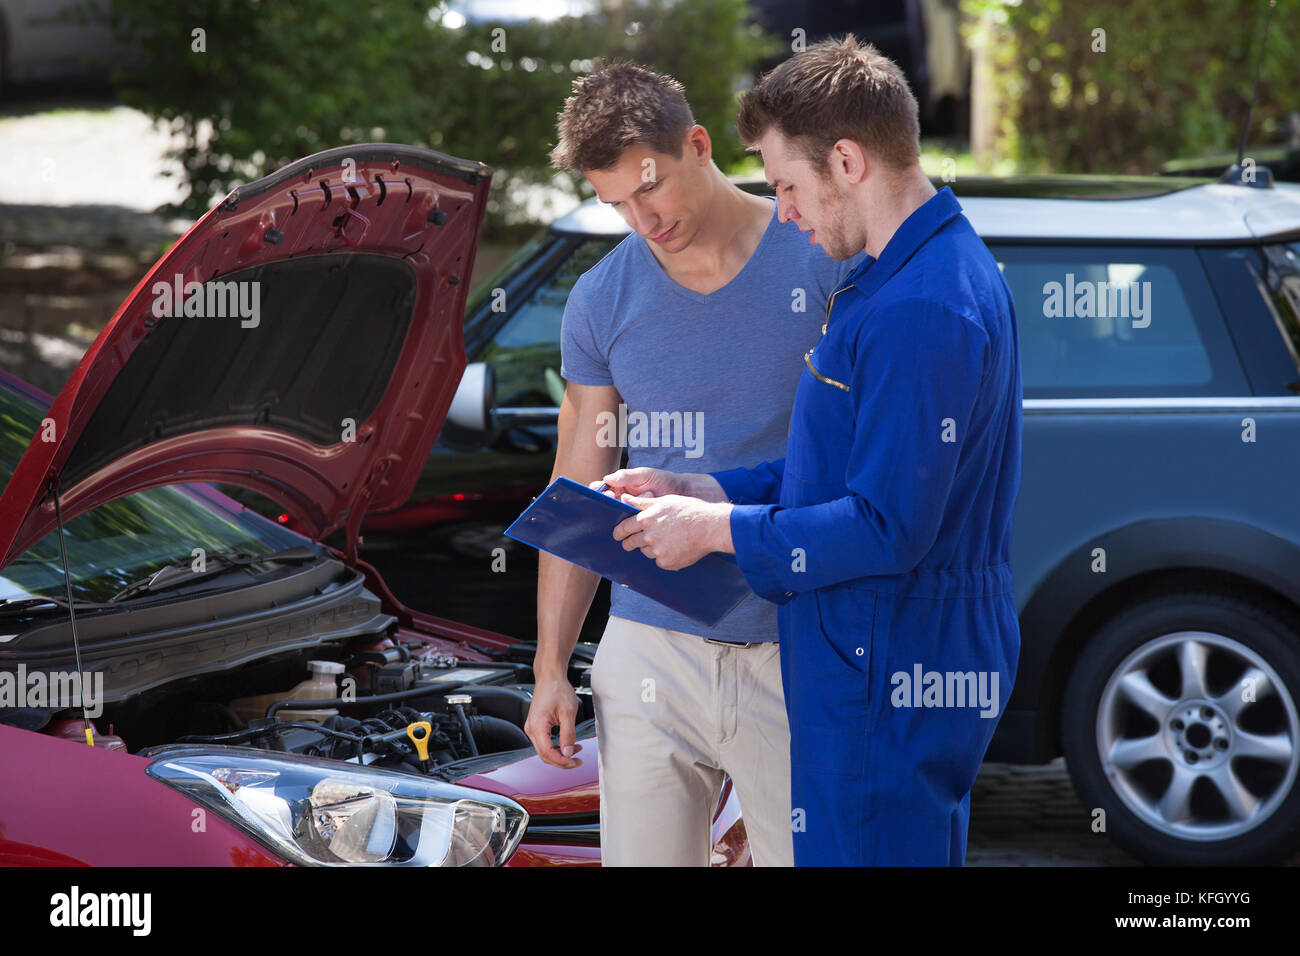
[844,186,963,297]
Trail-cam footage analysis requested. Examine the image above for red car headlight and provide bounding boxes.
[146,747,528,866]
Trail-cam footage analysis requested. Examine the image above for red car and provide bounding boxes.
[0,144,748,866]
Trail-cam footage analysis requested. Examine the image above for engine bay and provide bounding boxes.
[36,631,596,778]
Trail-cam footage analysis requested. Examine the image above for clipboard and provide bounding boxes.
[504,476,751,627]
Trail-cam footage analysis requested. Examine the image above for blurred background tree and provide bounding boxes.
[61,0,1300,230]
[962,0,1299,174]
[94,0,778,232]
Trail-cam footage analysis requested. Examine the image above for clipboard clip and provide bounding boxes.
[535,482,608,505]
[533,481,608,504]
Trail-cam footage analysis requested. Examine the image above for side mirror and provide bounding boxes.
[447,362,496,432]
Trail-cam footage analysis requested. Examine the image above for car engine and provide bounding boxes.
[47,633,595,778]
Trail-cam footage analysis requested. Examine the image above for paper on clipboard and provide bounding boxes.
[504,476,751,627]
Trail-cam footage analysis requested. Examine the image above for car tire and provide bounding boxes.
[1061,587,1300,865]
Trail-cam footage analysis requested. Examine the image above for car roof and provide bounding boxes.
[548,176,1300,244]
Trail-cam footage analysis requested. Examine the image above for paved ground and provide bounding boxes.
[968,759,1300,866]
[0,97,186,210]
[968,760,1139,865]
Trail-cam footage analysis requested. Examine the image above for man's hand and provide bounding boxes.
[597,467,728,503]
[612,494,735,570]
[523,676,584,768]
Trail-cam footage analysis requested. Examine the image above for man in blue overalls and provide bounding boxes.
[599,35,1022,865]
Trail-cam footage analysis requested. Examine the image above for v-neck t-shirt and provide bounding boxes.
[560,195,866,641]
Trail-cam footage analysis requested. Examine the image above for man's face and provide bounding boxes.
[757,127,860,261]
[584,130,710,253]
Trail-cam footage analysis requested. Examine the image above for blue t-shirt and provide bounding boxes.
[560,196,866,641]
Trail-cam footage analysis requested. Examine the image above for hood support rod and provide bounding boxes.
[47,477,94,747]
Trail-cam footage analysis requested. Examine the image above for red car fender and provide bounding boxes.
[0,723,285,867]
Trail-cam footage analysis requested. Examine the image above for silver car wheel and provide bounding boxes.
[1096,630,1300,841]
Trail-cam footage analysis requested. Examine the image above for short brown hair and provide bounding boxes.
[549,60,695,172]
[737,34,920,173]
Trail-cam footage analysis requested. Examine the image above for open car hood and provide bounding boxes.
[0,144,491,567]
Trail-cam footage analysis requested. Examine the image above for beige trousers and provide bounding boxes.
[590,615,794,866]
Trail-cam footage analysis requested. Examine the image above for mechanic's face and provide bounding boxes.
[758,127,860,261]
[584,129,711,252]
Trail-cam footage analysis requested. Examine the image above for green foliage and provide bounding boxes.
[93,0,777,225]
[962,0,1299,173]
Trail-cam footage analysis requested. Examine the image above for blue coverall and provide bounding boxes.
[710,187,1022,866]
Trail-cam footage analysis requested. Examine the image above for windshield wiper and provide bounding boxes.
[0,595,117,618]
[109,545,320,603]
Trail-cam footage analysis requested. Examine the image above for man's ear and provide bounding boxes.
[685,124,712,165]
[831,138,869,185]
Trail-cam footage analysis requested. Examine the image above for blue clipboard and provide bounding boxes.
[504,476,751,627]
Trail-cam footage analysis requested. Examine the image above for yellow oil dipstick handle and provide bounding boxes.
[406,721,433,766]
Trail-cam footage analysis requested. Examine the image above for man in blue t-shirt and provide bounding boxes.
[522,61,860,866]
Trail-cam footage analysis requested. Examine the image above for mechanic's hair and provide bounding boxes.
[737,34,920,173]
[549,60,695,172]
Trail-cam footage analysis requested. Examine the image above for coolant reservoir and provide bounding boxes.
[230,660,345,725]
[300,660,345,699]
